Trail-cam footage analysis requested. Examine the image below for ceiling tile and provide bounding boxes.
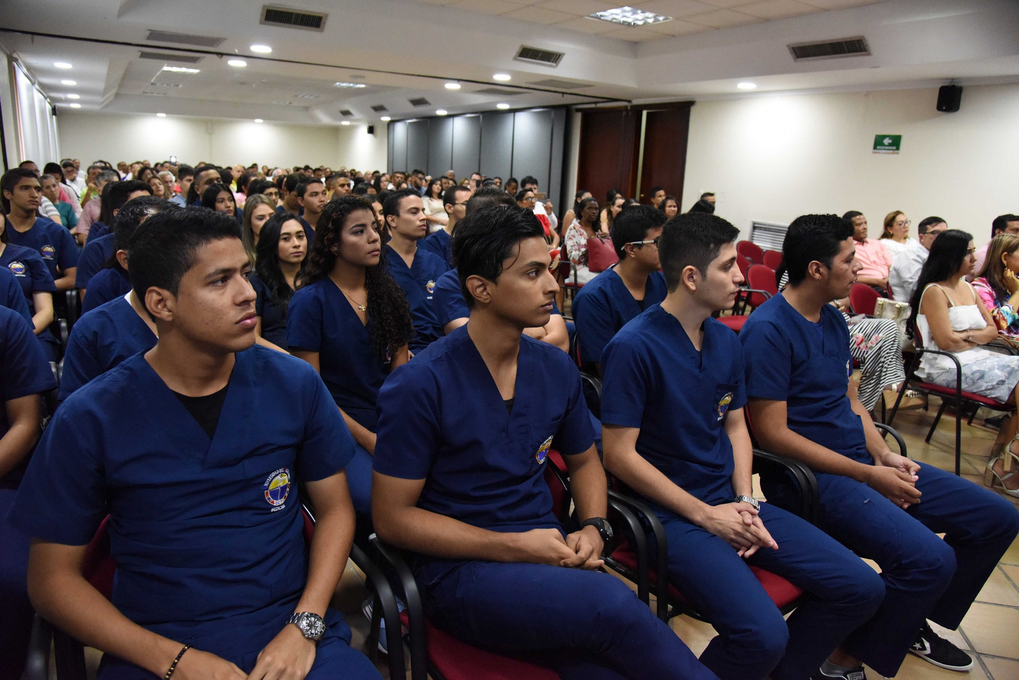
[686,0,759,8]
[736,0,820,19]
[629,0,718,19]
[553,16,619,33]
[602,26,670,41]
[683,8,764,27]
[413,0,456,4]
[535,0,616,16]
[798,0,886,8]
[642,18,712,34]
[502,5,576,22]
[445,0,526,15]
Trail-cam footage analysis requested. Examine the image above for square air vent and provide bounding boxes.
[528,78,591,90]
[339,109,354,117]
[146,30,225,47]
[139,51,202,64]
[789,36,869,61]
[371,104,388,112]
[473,87,521,96]
[261,5,327,31]
[408,97,431,107]
[515,45,564,67]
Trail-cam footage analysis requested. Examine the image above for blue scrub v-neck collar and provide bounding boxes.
[455,325,535,427]
[653,305,708,371]
[386,243,418,272]
[605,267,648,319]
[324,277,370,330]
[774,293,836,354]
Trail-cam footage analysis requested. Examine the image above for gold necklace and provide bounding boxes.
[341,288,367,312]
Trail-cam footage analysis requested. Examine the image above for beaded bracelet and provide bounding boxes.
[164,643,192,680]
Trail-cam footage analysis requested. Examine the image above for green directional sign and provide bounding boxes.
[873,134,902,154]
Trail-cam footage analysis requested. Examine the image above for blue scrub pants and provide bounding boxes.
[660,503,884,680]
[769,461,1019,677]
[423,560,718,680]
[0,488,34,680]
[345,444,374,516]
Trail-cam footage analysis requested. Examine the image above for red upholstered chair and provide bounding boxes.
[849,283,881,317]
[558,260,583,307]
[737,240,764,265]
[745,264,777,309]
[717,315,748,333]
[736,253,751,279]
[762,250,783,271]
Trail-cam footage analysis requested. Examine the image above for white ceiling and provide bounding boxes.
[0,0,1016,125]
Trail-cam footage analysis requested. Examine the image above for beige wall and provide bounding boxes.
[56,112,388,173]
[681,83,1019,245]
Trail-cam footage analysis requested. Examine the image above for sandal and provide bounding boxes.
[985,436,1019,497]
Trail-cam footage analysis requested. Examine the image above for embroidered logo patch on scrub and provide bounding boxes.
[263,467,291,510]
[717,392,733,421]
[8,261,25,276]
[40,245,55,260]
[426,280,436,294]
[536,436,552,464]
[846,359,853,379]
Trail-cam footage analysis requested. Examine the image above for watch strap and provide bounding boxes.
[734,495,760,511]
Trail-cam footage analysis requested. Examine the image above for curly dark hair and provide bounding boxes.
[255,212,307,313]
[302,195,413,360]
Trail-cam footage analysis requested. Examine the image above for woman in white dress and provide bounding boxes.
[880,210,919,261]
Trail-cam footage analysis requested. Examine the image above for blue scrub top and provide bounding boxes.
[79,267,132,315]
[432,267,561,331]
[58,296,156,402]
[419,229,452,268]
[287,278,391,431]
[6,217,79,283]
[86,221,110,243]
[295,216,316,246]
[739,293,868,463]
[385,245,447,352]
[75,233,115,289]
[0,267,34,324]
[249,272,289,351]
[0,306,58,489]
[0,244,57,316]
[601,307,746,508]
[573,268,667,365]
[10,346,355,641]
[373,326,595,585]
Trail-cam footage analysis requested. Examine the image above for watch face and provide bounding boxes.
[298,613,326,640]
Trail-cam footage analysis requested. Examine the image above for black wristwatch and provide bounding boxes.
[580,517,613,543]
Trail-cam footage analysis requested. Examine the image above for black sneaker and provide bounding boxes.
[812,666,867,680]
[910,621,974,671]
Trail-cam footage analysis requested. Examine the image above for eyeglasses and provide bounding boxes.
[627,238,660,248]
[896,220,911,227]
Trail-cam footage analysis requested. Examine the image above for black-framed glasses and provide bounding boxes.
[627,238,660,248]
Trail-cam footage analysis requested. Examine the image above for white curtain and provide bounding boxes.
[13,60,59,166]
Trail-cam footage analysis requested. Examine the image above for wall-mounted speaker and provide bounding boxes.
[367,125,375,135]
[937,85,962,113]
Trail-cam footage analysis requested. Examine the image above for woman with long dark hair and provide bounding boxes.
[287,195,413,514]
[908,229,1019,496]
[201,182,237,220]
[563,189,592,232]
[249,212,307,351]
[422,177,448,232]
[564,196,606,285]
[973,234,1019,336]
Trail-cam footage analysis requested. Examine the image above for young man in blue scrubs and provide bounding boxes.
[78,181,153,293]
[10,208,381,680]
[573,205,668,374]
[382,189,448,352]
[0,265,34,324]
[419,184,470,268]
[372,205,716,680]
[741,214,1019,679]
[601,212,884,680]
[0,306,57,680]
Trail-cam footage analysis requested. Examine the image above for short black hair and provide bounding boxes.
[515,188,533,203]
[452,205,545,307]
[113,197,176,253]
[842,210,863,222]
[992,214,1019,235]
[60,160,76,170]
[109,180,153,214]
[296,178,324,199]
[1,168,40,213]
[442,185,470,208]
[782,214,854,286]
[700,192,715,200]
[128,207,243,318]
[382,188,420,220]
[465,187,515,216]
[659,213,739,292]
[177,165,195,180]
[519,175,539,189]
[201,183,234,211]
[611,205,667,258]
[351,182,371,196]
[917,216,947,235]
[650,186,664,195]
[283,174,302,193]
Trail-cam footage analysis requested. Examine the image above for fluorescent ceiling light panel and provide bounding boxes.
[254,118,264,123]
[156,112,166,117]
[69,103,81,108]
[61,79,76,86]
[493,73,511,81]
[436,109,448,116]
[497,103,510,110]
[334,82,366,88]
[250,44,272,53]
[66,94,80,99]
[445,82,461,90]
[161,65,200,74]
[54,62,72,69]
[590,6,671,26]
[341,121,350,125]
[380,116,391,121]
[737,82,757,90]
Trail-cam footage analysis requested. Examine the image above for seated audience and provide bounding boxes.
[371,203,715,680]
[843,211,892,295]
[421,178,448,232]
[564,196,607,285]
[288,196,413,516]
[78,181,152,298]
[240,193,276,260]
[250,213,307,352]
[2,169,78,294]
[76,168,119,243]
[201,182,238,221]
[186,164,222,206]
[688,192,716,214]
[0,306,57,679]
[573,205,667,374]
[599,193,626,233]
[87,179,152,244]
[973,214,1019,277]
[0,266,34,324]
[295,178,327,243]
[0,213,56,359]
[10,207,381,680]
[907,229,1019,495]
[878,210,916,261]
[562,189,591,232]
[660,195,680,219]
[517,188,560,248]
[648,185,666,209]
[601,212,884,680]
[889,216,947,302]
[382,189,448,352]
[973,233,1019,337]
[419,185,469,268]
[40,173,77,231]
[741,214,1019,679]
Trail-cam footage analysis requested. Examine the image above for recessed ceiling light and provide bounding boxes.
[61,79,76,86]
[445,82,461,90]
[737,82,757,90]
[228,59,247,67]
[161,65,200,74]
[497,103,510,110]
[250,44,272,54]
[54,62,72,69]
[254,118,264,123]
[66,94,80,100]
[591,6,671,26]
[341,121,351,125]
[69,103,81,108]
[334,82,367,89]
[156,112,166,117]
[380,116,391,122]
[493,73,511,82]
[436,109,448,116]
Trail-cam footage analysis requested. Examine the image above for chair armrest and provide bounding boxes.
[913,347,964,392]
[369,535,427,680]
[872,423,908,458]
[605,496,649,604]
[607,490,670,621]
[752,449,819,525]
[347,543,406,680]
[22,615,52,680]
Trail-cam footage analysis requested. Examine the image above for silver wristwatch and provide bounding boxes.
[288,612,326,641]
[734,495,760,511]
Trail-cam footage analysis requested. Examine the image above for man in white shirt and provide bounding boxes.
[519,175,558,232]
[61,160,86,198]
[889,216,947,302]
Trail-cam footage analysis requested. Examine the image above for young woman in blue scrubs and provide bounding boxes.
[289,195,413,516]
[742,214,1019,679]
[0,212,58,361]
[0,307,57,679]
[419,185,469,268]
[250,213,307,352]
[600,213,884,680]
[573,205,669,374]
[0,262,35,324]
[372,205,715,680]
[10,207,381,680]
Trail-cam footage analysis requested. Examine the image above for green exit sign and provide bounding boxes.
[873,134,902,154]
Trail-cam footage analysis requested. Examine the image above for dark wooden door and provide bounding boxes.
[576,109,640,209]
[638,105,691,206]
